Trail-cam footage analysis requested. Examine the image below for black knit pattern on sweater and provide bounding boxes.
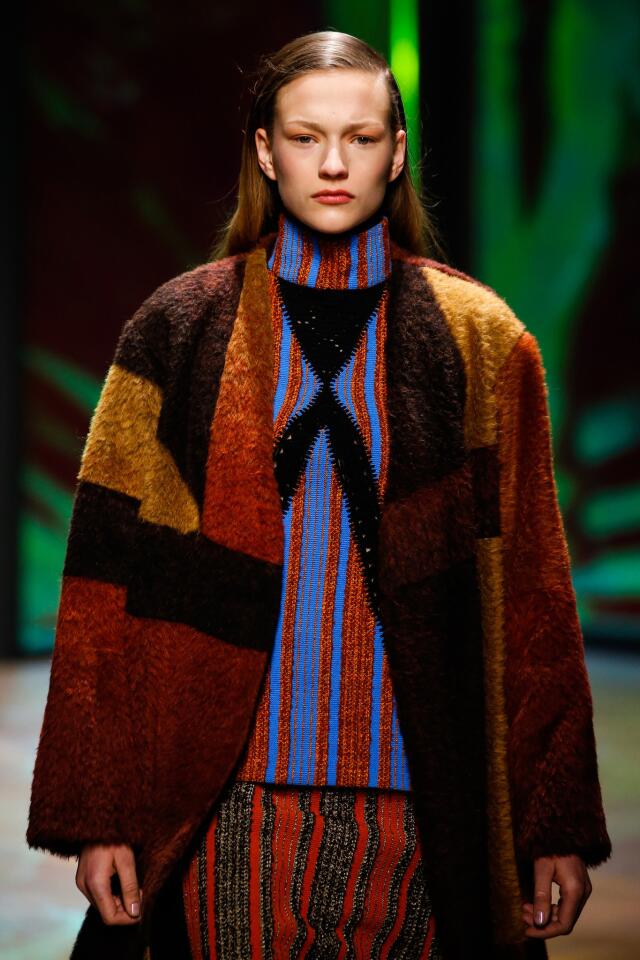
[273,276,387,620]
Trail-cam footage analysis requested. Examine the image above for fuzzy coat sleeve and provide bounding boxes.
[25,286,173,861]
[495,330,612,868]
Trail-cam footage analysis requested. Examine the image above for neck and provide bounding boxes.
[268,206,392,289]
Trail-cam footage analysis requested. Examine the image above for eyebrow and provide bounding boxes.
[283,118,385,132]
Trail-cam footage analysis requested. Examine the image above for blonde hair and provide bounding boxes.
[210,30,446,262]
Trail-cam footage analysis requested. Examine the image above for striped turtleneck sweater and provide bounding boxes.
[234,208,412,791]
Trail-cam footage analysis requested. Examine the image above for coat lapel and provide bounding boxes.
[378,257,496,954]
[202,245,284,566]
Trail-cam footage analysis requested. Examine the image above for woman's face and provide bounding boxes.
[255,68,406,234]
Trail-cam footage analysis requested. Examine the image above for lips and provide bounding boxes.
[313,191,354,198]
[313,194,353,204]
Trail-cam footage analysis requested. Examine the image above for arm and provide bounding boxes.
[25,290,171,861]
[495,330,612,869]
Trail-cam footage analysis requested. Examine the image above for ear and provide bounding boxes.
[388,129,407,183]
[255,128,277,182]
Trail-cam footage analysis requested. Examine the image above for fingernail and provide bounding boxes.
[535,910,545,925]
[130,901,140,917]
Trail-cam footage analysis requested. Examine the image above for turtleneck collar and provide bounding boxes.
[267,207,392,290]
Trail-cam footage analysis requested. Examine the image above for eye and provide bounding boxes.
[292,134,376,145]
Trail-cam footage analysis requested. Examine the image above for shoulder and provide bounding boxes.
[119,252,250,337]
[390,242,527,347]
[114,252,250,377]
[137,251,250,318]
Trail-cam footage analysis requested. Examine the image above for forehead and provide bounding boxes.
[275,69,390,126]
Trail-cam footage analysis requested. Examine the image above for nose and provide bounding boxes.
[318,142,348,178]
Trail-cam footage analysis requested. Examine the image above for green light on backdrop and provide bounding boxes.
[25,344,102,413]
[19,346,101,653]
[20,467,75,653]
[572,548,640,598]
[389,0,422,191]
[582,486,640,539]
[575,394,640,465]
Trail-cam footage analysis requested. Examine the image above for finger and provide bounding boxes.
[87,863,120,925]
[532,858,554,927]
[76,876,97,910]
[87,858,139,926]
[522,898,562,932]
[525,918,569,938]
[523,898,560,916]
[573,868,592,924]
[75,862,92,906]
[557,878,585,934]
[524,887,584,939]
[114,848,142,919]
[522,901,560,922]
[75,848,100,912]
[113,894,134,918]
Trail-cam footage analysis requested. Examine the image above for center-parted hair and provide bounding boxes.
[211,29,445,261]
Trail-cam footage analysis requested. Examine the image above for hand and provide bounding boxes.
[75,843,143,925]
[522,854,592,938]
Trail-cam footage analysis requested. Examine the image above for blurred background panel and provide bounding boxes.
[471,0,640,652]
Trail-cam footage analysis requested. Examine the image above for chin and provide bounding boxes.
[308,205,363,234]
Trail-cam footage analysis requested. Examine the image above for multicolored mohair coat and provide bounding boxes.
[26,211,612,960]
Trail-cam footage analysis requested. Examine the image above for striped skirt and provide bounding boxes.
[181,779,442,959]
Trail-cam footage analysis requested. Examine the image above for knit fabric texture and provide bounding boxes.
[235,209,412,789]
[182,780,441,959]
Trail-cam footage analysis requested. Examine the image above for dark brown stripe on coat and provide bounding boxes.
[470,444,501,538]
[63,480,139,584]
[379,463,477,591]
[384,260,467,503]
[378,553,493,957]
[127,519,282,651]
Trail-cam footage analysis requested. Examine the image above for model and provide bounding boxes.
[26,29,612,960]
